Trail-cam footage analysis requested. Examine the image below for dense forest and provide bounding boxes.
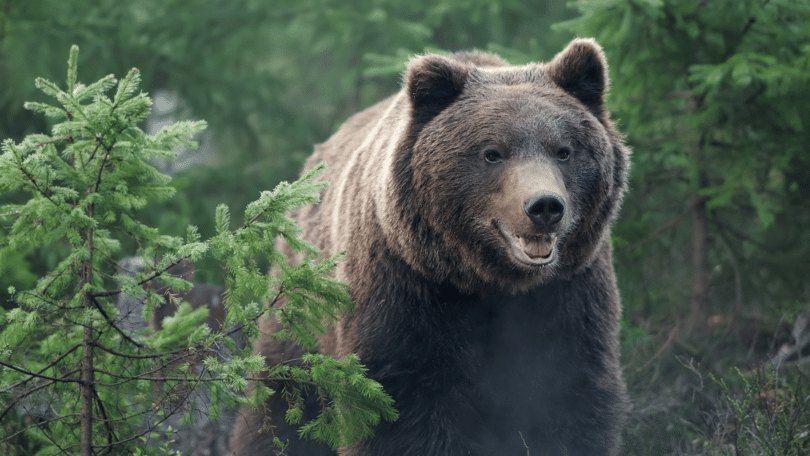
[1,0,809,454]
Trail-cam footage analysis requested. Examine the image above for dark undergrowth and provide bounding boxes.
[621,316,810,456]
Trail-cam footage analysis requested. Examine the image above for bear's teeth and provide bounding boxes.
[522,236,557,259]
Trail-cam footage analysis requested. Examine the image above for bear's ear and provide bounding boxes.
[405,54,469,125]
[544,38,609,117]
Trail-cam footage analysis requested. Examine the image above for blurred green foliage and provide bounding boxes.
[561,0,810,326]
[0,0,577,293]
[0,0,575,161]
[563,1,810,453]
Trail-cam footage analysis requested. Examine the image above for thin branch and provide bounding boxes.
[90,296,144,348]
[91,273,282,363]
[0,412,82,446]
[35,135,76,148]
[92,340,190,360]
[89,123,126,190]
[0,343,82,393]
[82,138,104,170]
[711,216,771,251]
[91,188,291,300]
[92,386,117,449]
[89,256,190,299]
[242,201,278,231]
[739,16,757,45]
[84,397,185,451]
[222,287,285,339]
[87,362,209,451]
[519,431,530,456]
[15,160,64,210]
[11,289,66,313]
[625,199,697,253]
[0,364,82,431]
[37,268,68,299]
[0,379,59,424]
[714,223,744,332]
[640,319,682,371]
[35,421,73,456]
[92,360,209,386]
[0,360,81,384]
[91,364,302,385]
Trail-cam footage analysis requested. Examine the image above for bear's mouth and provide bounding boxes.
[499,226,558,267]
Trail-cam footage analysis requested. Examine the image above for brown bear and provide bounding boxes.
[230,37,630,456]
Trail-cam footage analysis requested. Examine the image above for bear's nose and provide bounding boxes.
[524,193,565,228]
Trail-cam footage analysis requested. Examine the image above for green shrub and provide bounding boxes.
[0,45,395,455]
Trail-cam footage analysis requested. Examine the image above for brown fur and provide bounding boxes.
[230,38,630,456]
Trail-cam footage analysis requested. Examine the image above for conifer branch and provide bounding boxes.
[14,157,64,210]
[34,135,73,147]
[90,365,317,387]
[0,413,82,451]
[89,256,190,299]
[0,342,82,393]
[84,401,186,452]
[92,386,117,449]
[92,340,198,360]
[91,341,174,360]
[37,424,72,456]
[83,139,104,171]
[0,359,81,384]
[0,369,82,425]
[38,268,67,297]
[1,47,390,454]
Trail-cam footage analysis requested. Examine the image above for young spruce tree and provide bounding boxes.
[558,0,810,334]
[0,46,396,455]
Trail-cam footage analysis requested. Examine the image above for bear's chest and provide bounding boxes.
[469,290,591,452]
[361,283,593,454]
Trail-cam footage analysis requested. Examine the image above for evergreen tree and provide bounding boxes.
[559,0,810,334]
[0,46,396,455]
[558,2,810,453]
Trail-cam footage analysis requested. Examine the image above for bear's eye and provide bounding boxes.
[484,149,503,163]
[556,147,572,162]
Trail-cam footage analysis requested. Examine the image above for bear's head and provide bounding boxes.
[384,38,629,294]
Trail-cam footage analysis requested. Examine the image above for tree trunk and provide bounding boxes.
[688,195,710,335]
[80,223,94,456]
[81,321,93,456]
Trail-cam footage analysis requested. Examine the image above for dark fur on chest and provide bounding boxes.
[345,251,624,456]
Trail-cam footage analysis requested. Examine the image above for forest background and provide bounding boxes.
[1,0,809,454]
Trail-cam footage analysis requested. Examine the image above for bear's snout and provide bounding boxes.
[524,192,565,228]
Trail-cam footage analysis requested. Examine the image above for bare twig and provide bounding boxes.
[714,224,744,333]
[519,431,530,456]
[0,359,81,384]
[92,386,117,449]
[92,341,185,360]
[0,379,59,424]
[626,199,697,253]
[0,343,82,393]
[640,319,682,371]
[0,412,82,446]
[89,256,190,299]
[90,296,145,348]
